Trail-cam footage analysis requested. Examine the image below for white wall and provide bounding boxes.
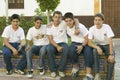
[56,0,94,16]
[0,0,39,17]
[0,0,96,17]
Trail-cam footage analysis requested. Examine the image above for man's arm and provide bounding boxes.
[25,40,32,51]
[3,37,18,55]
[18,39,26,51]
[109,38,114,55]
[48,35,63,52]
[88,39,103,55]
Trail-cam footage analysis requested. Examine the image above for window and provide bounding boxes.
[8,0,24,9]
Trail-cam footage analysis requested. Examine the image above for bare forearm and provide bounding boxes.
[49,40,59,48]
[20,40,26,46]
[109,38,113,54]
[4,41,15,50]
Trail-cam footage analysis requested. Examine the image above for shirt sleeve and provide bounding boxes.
[79,24,89,37]
[20,28,25,40]
[1,27,9,38]
[88,28,93,39]
[46,27,52,35]
[106,25,115,38]
[26,28,32,40]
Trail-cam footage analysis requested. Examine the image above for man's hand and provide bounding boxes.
[76,45,83,54]
[74,29,80,35]
[18,45,22,52]
[108,55,115,63]
[56,46,63,52]
[96,46,103,55]
[12,48,18,56]
[25,45,31,51]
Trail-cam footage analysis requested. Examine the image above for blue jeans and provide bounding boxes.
[93,44,115,80]
[68,42,93,68]
[26,45,47,71]
[46,43,68,72]
[2,43,27,71]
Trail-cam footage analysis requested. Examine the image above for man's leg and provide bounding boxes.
[103,45,115,80]
[46,44,57,77]
[26,46,40,78]
[93,48,101,80]
[47,44,57,72]
[105,62,114,80]
[38,45,47,75]
[17,46,27,71]
[68,43,79,78]
[2,46,13,74]
[58,43,68,72]
[83,46,94,80]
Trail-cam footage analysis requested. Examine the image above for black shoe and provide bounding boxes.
[6,70,13,75]
[27,71,33,78]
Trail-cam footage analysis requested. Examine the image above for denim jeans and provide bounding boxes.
[2,43,27,71]
[68,42,94,68]
[93,44,114,80]
[46,43,68,72]
[26,45,47,71]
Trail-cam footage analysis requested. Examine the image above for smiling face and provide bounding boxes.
[11,19,19,29]
[94,16,104,29]
[65,18,74,28]
[52,13,62,25]
[34,20,42,29]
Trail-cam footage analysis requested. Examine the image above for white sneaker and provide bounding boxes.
[27,71,33,78]
[50,72,56,78]
[58,71,65,77]
[94,73,101,80]
[14,69,24,75]
[84,74,94,80]
[39,69,45,75]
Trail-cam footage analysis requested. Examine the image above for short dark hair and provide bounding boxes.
[34,16,43,21]
[10,14,20,21]
[94,13,105,20]
[53,11,62,16]
[63,12,74,20]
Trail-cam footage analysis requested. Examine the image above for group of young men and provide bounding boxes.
[1,11,115,80]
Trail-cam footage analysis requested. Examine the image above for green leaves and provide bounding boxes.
[36,0,60,12]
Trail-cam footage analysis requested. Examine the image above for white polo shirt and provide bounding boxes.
[1,25,25,43]
[47,21,68,43]
[67,23,88,43]
[26,25,49,46]
[88,24,114,45]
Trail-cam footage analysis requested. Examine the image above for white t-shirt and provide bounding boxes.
[26,25,49,46]
[67,23,88,43]
[47,21,68,43]
[88,24,114,45]
[1,25,25,43]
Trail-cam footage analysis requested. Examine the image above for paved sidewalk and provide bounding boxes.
[113,38,120,80]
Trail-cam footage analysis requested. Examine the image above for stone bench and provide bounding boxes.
[0,51,114,80]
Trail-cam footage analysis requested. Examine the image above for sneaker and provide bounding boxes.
[72,72,78,78]
[58,71,65,77]
[71,68,79,78]
[14,69,25,75]
[27,71,33,78]
[94,73,101,80]
[6,70,13,75]
[39,68,45,76]
[50,72,56,78]
[83,74,94,80]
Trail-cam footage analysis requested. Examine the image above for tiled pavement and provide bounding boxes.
[113,38,120,80]
[0,38,120,80]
